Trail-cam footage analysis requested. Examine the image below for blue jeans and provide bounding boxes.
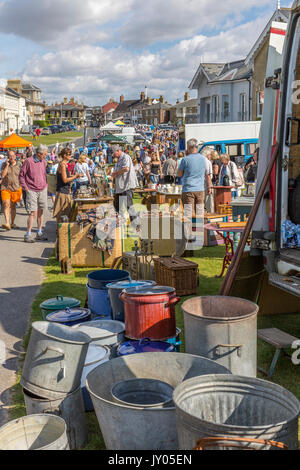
[150,174,160,184]
[72,181,78,198]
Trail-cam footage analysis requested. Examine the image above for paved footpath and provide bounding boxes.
[0,203,56,426]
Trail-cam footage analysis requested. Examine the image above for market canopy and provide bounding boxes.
[114,120,126,126]
[0,133,33,149]
[99,134,127,143]
[100,122,119,131]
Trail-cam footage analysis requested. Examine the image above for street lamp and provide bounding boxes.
[83,119,87,146]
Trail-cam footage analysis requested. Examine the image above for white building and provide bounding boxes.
[188,7,291,124]
[189,60,252,123]
[0,86,28,135]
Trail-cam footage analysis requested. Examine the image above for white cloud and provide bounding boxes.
[0,0,133,45]
[120,0,273,46]
[0,0,275,105]
[21,12,271,105]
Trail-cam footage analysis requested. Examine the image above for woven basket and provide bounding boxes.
[153,257,199,296]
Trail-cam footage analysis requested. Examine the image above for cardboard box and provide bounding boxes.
[58,222,122,268]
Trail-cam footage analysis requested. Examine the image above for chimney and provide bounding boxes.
[147,97,152,105]
[70,97,75,103]
[120,95,124,103]
[145,86,148,100]
[184,92,190,101]
[159,95,165,104]
[109,98,114,103]
[140,91,145,101]
[176,99,180,104]
[63,97,67,104]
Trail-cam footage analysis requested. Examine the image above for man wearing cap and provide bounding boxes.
[19,144,49,243]
[111,145,138,219]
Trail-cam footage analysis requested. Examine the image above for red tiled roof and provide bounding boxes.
[103,102,118,114]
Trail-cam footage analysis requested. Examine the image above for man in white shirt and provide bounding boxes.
[111,146,138,220]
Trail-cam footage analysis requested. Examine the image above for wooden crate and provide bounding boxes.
[58,222,122,268]
[153,257,199,296]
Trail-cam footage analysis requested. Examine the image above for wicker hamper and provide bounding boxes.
[153,257,199,296]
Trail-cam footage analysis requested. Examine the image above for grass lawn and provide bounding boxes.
[8,131,83,147]
[7,205,300,448]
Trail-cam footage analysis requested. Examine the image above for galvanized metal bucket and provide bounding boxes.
[23,387,88,450]
[81,344,110,411]
[73,320,125,347]
[173,374,300,450]
[0,414,69,450]
[111,378,174,408]
[182,296,258,377]
[86,352,231,450]
[21,322,91,399]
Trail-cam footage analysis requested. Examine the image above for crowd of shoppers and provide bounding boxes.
[0,125,259,243]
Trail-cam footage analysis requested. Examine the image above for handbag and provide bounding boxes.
[223,174,230,186]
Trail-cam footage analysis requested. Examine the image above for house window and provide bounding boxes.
[257,91,264,118]
[239,93,247,121]
[222,95,230,122]
[211,95,219,123]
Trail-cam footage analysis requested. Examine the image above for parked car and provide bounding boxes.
[42,127,52,135]
[77,143,98,155]
[199,139,259,167]
[49,125,59,134]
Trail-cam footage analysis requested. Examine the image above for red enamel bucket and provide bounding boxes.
[119,286,180,341]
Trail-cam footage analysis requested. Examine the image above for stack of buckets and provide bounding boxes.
[87,270,182,354]
[20,321,90,450]
[114,285,182,355]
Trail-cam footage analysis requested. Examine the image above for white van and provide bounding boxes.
[252,3,300,296]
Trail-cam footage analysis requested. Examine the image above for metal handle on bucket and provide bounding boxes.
[164,297,181,308]
[56,295,64,301]
[43,407,62,417]
[41,346,65,359]
[216,344,243,358]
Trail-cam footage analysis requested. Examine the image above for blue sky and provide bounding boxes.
[0,0,293,105]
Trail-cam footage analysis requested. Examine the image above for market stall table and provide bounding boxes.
[156,192,183,211]
[204,222,249,278]
[231,196,255,222]
[135,189,157,211]
[71,196,114,220]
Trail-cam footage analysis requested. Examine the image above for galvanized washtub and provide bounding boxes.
[72,320,125,347]
[182,296,258,377]
[86,352,231,450]
[173,375,300,450]
[0,415,69,450]
[23,387,88,450]
[21,322,90,399]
